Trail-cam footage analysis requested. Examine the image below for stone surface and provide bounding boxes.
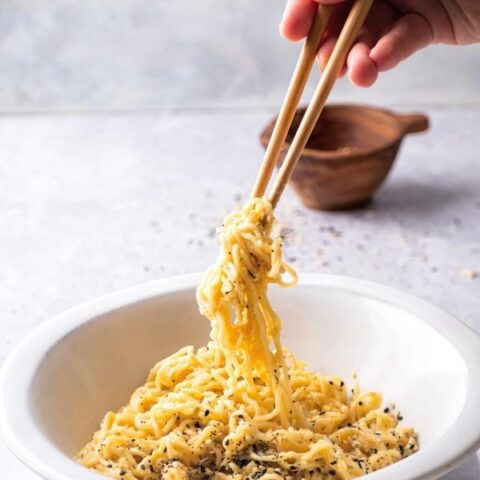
[1,0,480,111]
[0,108,479,478]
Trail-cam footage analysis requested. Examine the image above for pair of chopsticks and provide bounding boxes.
[252,0,374,207]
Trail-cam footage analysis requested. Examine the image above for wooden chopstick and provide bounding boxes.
[256,0,374,208]
[251,3,332,198]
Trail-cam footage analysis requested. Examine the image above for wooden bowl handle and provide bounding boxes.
[394,113,429,134]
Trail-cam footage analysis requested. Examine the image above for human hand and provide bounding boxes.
[280,0,480,86]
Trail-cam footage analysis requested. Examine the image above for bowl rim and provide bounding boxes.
[1,273,480,480]
[259,103,425,162]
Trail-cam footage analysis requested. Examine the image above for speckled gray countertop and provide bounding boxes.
[0,107,479,478]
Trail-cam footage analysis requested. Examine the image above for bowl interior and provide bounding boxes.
[29,282,467,462]
[284,105,402,153]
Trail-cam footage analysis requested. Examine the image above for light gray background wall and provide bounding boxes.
[1,0,480,112]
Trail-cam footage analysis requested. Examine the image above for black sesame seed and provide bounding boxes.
[235,458,249,467]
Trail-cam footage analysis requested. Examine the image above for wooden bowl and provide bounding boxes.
[260,104,429,211]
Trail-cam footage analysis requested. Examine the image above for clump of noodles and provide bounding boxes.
[78,197,418,480]
[196,197,301,428]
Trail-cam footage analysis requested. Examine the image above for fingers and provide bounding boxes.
[319,34,378,86]
[280,0,318,41]
[281,1,433,87]
[317,1,352,69]
[318,36,337,70]
[346,34,378,87]
[280,0,349,41]
[370,13,433,71]
[318,14,379,86]
[316,1,398,87]
[348,13,433,85]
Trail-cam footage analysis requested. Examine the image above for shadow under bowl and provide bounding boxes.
[260,104,429,211]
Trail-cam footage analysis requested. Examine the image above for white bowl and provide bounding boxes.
[1,274,480,480]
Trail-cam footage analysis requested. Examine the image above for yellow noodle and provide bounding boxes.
[78,197,418,479]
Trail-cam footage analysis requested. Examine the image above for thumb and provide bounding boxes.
[280,0,318,41]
